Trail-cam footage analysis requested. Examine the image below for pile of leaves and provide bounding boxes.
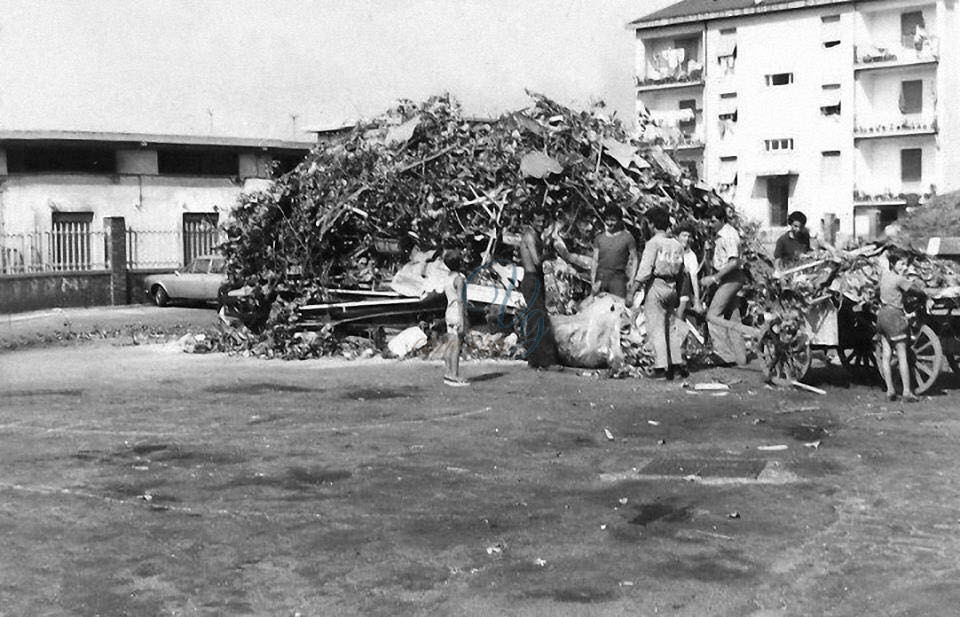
[218,92,732,362]
[896,190,960,249]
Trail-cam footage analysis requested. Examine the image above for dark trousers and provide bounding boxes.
[520,271,559,367]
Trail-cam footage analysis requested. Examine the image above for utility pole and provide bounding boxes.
[207,109,214,134]
[290,113,299,139]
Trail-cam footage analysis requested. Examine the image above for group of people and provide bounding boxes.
[440,201,751,385]
[585,203,748,379]
[440,202,932,405]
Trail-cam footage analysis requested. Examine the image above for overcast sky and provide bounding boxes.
[0,1,673,141]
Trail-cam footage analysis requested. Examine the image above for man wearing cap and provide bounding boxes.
[773,211,812,271]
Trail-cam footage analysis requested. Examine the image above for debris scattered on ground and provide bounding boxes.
[533,558,547,567]
[603,428,615,441]
[387,326,428,358]
[727,511,741,519]
[485,544,504,555]
[757,444,789,451]
[792,381,827,395]
[693,382,730,391]
[804,440,822,449]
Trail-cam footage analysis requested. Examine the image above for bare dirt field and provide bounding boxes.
[2,316,960,616]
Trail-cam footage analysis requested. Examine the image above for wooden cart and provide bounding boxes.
[754,260,946,393]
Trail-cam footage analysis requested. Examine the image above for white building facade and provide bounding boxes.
[0,132,310,273]
[631,0,960,241]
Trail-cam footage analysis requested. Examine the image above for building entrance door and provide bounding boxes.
[767,176,791,226]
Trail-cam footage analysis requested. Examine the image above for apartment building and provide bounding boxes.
[630,0,960,241]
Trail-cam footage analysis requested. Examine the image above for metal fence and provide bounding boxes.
[1,230,108,274]
[1,228,223,274]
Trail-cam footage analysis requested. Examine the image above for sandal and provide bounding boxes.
[902,394,921,403]
[885,392,898,402]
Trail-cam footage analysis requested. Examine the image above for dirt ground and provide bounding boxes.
[2,309,960,616]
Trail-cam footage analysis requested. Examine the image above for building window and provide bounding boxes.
[718,93,738,122]
[718,156,738,186]
[764,138,794,151]
[767,176,791,227]
[900,80,923,114]
[901,11,926,48]
[901,148,922,182]
[157,149,239,176]
[5,146,116,174]
[820,84,841,116]
[821,14,841,47]
[51,212,94,271]
[716,29,737,71]
[678,99,697,136]
[765,73,794,86]
[820,151,841,185]
[182,213,220,265]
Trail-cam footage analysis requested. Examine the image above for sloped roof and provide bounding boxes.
[0,129,312,151]
[630,0,858,29]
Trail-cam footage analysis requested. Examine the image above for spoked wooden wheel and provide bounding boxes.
[759,325,812,383]
[879,324,944,394]
[838,345,880,382]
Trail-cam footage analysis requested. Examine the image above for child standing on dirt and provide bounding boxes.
[877,250,929,402]
[442,248,469,387]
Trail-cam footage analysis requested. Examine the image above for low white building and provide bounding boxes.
[630,0,960,241]
[0,131,311,273]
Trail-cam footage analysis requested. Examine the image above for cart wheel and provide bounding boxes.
[838,345,880,381]
[881,324,944,394]
[759,326,812,383]
[908,325,943,394]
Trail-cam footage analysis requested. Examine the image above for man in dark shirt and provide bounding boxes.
[590,205,638,301]
[773,211,811,270]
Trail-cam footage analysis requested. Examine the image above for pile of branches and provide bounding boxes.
[751,245,960,317]
[219,93,744,360]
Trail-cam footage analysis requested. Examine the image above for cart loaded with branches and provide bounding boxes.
[736,246,960,393]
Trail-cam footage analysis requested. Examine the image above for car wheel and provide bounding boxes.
[153,286,170,307]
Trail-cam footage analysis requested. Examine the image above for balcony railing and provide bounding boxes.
[854,37,939,69]
[854,116,937,139]
[853,189,933,206]
[636,69,704,90]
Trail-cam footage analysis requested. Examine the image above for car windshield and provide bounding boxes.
[188,258,210,273]
[209,258,225,274]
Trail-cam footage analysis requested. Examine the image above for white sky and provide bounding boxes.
[0,0,673,141]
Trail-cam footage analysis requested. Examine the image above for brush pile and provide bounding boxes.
[218,93,756,363]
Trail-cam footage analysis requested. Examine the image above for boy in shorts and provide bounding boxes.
[877,250,931,402]
[442,248,469,387]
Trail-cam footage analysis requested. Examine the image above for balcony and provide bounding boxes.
[636,70,704,92]
[637,44,704,92]
[853,189,932,207]
[854,117,938,140]
[854,37,938,72]
[644,109,704,150]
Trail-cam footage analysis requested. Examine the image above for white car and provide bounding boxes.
[144,255,228,307]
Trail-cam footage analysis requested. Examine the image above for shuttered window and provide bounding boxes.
[901,149,922,182]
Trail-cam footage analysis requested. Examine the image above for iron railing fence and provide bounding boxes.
[1,228,224,274]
